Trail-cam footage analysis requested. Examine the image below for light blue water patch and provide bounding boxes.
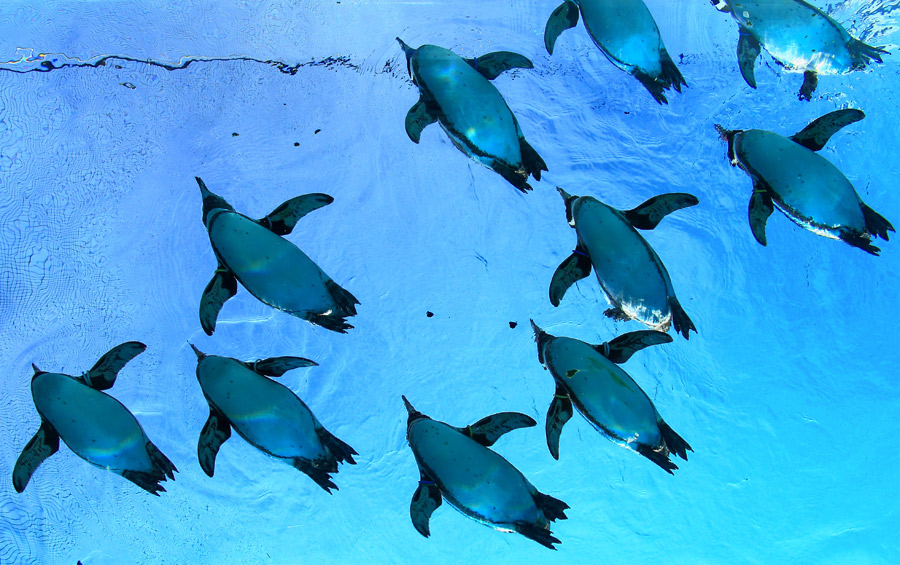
[1,1,898,563]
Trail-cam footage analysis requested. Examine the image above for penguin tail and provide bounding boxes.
[320,430,358,466]
[533,491,569,522]
[861,203,894,242]
[848,38,889,68]
[658,419,692,461]
[636,443,678,474]
[516,523,562,550]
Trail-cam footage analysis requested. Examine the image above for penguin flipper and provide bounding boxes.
[247,356,318,377]
[292,458,338,493]
[546,384,573,460]
[861,202,894,241]
[198,404,232,477]
[410,471,442,538]
[13,419,60,493]
[599,330,673,364]
[544,0,579,55]
[798,70,818,101]
[459,412,536,447]
[317,428,358,466]
[405,98,437,144]
[737,26,760,89]
[84,341,147,390]
[200,267,238,336]
[636,443,678,474]
[790,109,865,152]
[515,523,562,550]
[658,419,692,461]
[748,182,775,246]
[549,246,592,307]
[465,51,533,80]
[258,193,335,236]
[623,193,700,230]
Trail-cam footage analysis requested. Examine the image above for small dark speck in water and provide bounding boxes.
[232,132,239,137]
[624,111,630,115]
[314,129,322,134]
[115,65,123,69]
[120,82,136,89]
[509,322,517,329]
[294,142,300,146]
[426,311,434,318]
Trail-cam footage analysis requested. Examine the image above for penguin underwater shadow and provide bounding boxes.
[13,342,177,495]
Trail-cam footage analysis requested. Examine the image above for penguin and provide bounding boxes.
[544,0,687,104]
[402,396,568,549]
[531,321,691,474]
[717,109,894,254]
[13,342,177,495]
[196,177,359,334]
[396,38,547,192]
[549,187,698,339]
[192,345,356,492]
[712,0,889,100]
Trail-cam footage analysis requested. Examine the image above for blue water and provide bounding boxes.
[1,1,898,563]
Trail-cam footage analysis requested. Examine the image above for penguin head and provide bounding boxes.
[396,38,414,79]
[556,187,579,227]
[529,319,552,366]
[714,124,740,166]
[195,177,234,228]
[402,395,427,427]
[189,343,207,361]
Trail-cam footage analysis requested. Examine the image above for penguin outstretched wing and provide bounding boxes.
[12,419,60,493]
[83,341,147,390]
[257,193,334,236]
[455,412,536,447]
[410,469,443,537]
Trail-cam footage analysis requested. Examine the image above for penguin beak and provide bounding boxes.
[189,343,206,360]
[715,125,739,166]
[31,363,45,377]
[402,395,416,415]
[529,318,543,336]
[396,37,413,78]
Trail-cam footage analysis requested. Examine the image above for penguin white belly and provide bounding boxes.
[580,0,663,74]
[547,339,661,446]
[414,47,522,166]
[410,420,540,526]
[733,1,853,73]
[738,130,866,234]
[209,212,333,314]
[575,201,671,327]
[200,357,322,460]
[32,373,153,472]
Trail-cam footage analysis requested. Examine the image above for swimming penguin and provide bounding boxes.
[396,38,547,192]
[544,0,687,104]
[196,177,359,334]
[712,0,889,100]
[13,342,177,495]
[402,396,568,549]
[192,345,356,492]
[717,109,894,255]
[549,187,697,339]
[531,321,691,473]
